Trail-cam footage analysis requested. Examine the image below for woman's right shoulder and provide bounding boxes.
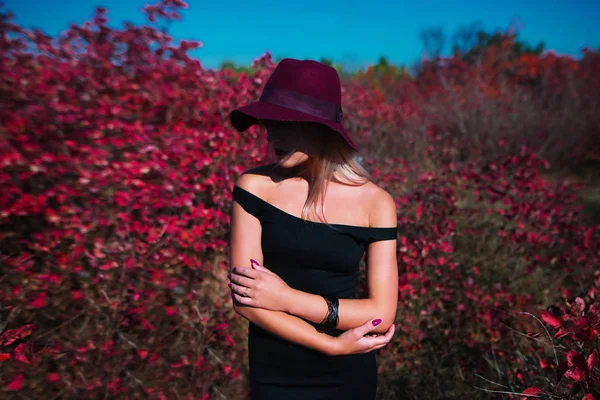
[235,164,277,194]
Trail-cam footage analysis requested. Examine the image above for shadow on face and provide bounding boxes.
[258,119,367,187]
[260,120,344,167]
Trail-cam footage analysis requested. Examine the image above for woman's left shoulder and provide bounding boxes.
[360,182,397,227]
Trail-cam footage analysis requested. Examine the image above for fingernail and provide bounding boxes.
[227,283,232,288]
[372,319,382,326]
[227,274,231,279]
[250,259,260,266]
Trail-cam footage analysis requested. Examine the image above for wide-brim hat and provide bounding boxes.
[229,58,358,151]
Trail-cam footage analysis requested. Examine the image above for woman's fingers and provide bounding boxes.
[365,324,395,347]
[228,282,249,297]
[229,273,254,288]
[232,266,259,278]
[231,291,253,305]
[370,342,388,352]
[383,323,396,339]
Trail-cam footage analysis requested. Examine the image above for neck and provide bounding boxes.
[272,159,314,181]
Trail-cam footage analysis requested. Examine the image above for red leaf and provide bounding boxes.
[554,328,570,339]
[13,343,30,365]
[568,350,588,371]
[520,387,543,399]
[47,373,61,383]
[415,202,423,221]
[0,353,10,362]
[564,367,585,381]
[574,297,586,314]
[540,311,561,328]
[164,306,177,316]
[0,325,35,346]
[29,292,47,308]
[587,350,597,371]
[138,349,149,360]
[583,227,593,249]
[99,261,118,270]
[5,374,24,391]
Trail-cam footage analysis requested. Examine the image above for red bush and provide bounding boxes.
[1,2,598,399]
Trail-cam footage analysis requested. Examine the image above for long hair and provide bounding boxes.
[266,121,371,226]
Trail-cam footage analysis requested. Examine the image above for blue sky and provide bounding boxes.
[4,0,599,70]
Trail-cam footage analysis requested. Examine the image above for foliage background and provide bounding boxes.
[0,1,599,399]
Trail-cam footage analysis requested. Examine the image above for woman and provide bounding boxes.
[227,58,398,399]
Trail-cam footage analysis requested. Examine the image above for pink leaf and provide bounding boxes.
[574,297,586,314]
[554,327,570,339]
[520,387,543,399]
[29,292,47,308]
[13,343,30,365]
[0,325,35,346]
[539,359,551,370]
[415,202,423,221]
[540,311,561,327]
[564,367,585,381]
[587,350,597,371]
[6,374,24,391]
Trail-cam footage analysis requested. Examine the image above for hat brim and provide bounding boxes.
[229,101,357,151]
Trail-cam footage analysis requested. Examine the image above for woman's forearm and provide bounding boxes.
[286,290,395,334]
[233,302,338,355]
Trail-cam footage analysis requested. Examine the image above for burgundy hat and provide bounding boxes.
[229,58,358,151]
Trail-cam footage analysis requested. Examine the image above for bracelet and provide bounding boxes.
[316,295,339,334]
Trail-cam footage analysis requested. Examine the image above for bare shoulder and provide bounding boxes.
[235,164,277,195]
[361,181,397,228]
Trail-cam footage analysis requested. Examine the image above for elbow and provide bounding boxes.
[371,302,397,334]
[372,318,395,334]
[376,319,394,334]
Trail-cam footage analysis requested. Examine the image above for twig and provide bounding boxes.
[473,385,558,398]
[491,342,502,379]
[497,320,546,343]
[517,312,560,367]
[474,373,509,388]
[33,310,86,341]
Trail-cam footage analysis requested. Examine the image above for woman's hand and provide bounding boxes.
[327,319,395,356]
[228,259,295,313]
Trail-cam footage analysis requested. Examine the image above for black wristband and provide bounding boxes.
[316,296,339,334]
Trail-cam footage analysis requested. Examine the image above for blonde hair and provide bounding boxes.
[266,121,371,226]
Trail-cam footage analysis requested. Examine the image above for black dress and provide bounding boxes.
[232,185,397,400]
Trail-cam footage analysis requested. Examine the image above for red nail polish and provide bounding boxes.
[250,259,260,266]
[372,319,382,326]
[228,283,232,288]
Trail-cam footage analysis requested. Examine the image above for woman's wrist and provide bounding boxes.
[321,334,343,356]
[284,287,301,314]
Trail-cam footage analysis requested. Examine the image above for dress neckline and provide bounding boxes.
[234,185,397,231]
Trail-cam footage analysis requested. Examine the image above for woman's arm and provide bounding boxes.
[287,233,398,334]
[230,187,398,334]
[289,188,397,333]
[229,173,338,355]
